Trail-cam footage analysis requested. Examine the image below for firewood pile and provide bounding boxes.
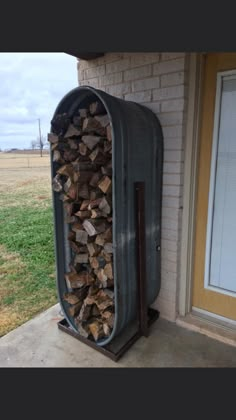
[48,99,115,342]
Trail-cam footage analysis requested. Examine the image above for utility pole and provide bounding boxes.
[38,118,42,157]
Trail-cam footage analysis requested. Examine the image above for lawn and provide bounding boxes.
[0,153,58,336]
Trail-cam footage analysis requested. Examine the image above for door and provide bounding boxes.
[192,53,236,320]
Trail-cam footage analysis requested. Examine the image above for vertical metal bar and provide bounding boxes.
[135,182,148,337]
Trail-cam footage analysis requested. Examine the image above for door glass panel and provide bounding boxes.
[209,75,236,293]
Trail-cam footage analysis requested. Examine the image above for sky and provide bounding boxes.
[0,53,78,150]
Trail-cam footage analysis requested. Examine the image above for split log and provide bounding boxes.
[51,143,58,151]
[79,109,89,118]
[52,174,63,192]
[57,163,74,179]
[100,250,112,262]
[89,172,103,188]
[98,197,111,215]
[94,114,110,127]
[63,149,79,162]
[102,311,114,328]
[74,253,89,264]
[82,117,106,136]
[65,272,89,289]
[106,124,112,142]
[51,113,70,136]
[104,242,113,254]
[88,198,103,210]
[101,160,112,176]
[75,230,88,245]
[95,233,105,246]
[103,323,111,336]
[80,199,90,211]
[91,209,107,219]
[67,302,83,317]
[64,124,81,138]
[89,101,106,116]
[48,133,59,144]
[68,139,78,149]
[98,176,112,194]
[53,150,62,162]
[87,242,101,257]
[65,215,78,224]
[63,292,81,305]
[77,303,92,322]
[76,321,89,338]
[78,183,89,200]
[79,142,87,156]
[81,135,101,150]
[74,210,92,220]
[69,241,87,254]
[88,320,104,341]
[104,141,112,154]
[67,183,78,201]
[89,147,106,164]
[104,263,113,279]
[83,219,107,236]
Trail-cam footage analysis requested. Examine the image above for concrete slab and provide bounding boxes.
[0,304,236,367]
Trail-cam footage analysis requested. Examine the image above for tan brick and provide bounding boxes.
[161,53,185,61]
[100,72,122,86]
[161,71,185,87]
[80,78,100,88]
[161,269,178,282]
[154,297,176,321]
[153,57,185,75]
[159,287,176,302]
[106,59,130,74]
[105,82,131,96]
[132,76,160,92]
[153,85,185,101]
[124,65,152,82]
[125,90,151,103]
[84,64,105,79]
[130,53,160,66]
[161,248,178,264]
[161,99,186,112]
[162,228,179,241]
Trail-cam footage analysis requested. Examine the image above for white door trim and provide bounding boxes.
[178,53,205,316]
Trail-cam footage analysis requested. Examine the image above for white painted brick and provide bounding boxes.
[164,138,183,151]
[106,59,130,74]
[163,162,184,174]
[161,239,179,252]
[132,76,160,92]
[153,58,185,75]
[162,207,181,220]
[105,82,131,96]
[158,112,184,127]
[162,125,184,138]
[163,173,182,186]
[159,287,176,302]
[164,150,183,162]
[161,53,185,61]
[100,72,122,86]
[162,228,180,241]
[161,248,178,264]
[162,196,180,209]
[124,65,152,82]
[153,85,185,101]
[84,64,105,79]
[163,185,182,197]
[153,297,176,321]
[162,217,179,231]
[161,71,185,87]
[161,269,178,282]
[142,101,161,114]
[130,53,160,66]
[125,91,151,103]
[161,98,186,112]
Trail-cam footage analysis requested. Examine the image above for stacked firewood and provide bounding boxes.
[48,100,114,342]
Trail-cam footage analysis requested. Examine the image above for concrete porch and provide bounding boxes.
[0,304,236,367]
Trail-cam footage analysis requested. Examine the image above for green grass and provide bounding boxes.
[0,199,57,336]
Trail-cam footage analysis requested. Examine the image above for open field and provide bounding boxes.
[0,152,57,336]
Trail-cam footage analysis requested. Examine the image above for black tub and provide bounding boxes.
[50,86,163,346]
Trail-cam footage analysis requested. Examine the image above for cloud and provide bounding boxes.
[0,53,78,150]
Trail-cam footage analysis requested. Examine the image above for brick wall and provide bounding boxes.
[77,53,190,321]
